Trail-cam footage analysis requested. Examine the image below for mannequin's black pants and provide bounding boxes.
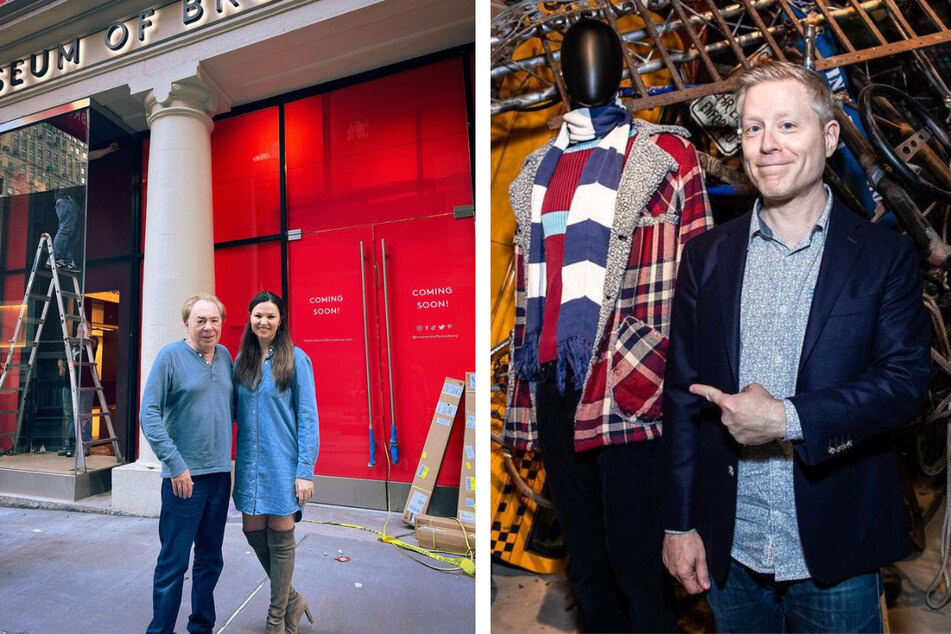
[536,362,675,633]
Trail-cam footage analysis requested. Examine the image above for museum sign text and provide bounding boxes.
[0,0,278,99]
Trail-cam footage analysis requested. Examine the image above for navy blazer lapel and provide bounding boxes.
[716,213,750,391]
[798,201,866,374]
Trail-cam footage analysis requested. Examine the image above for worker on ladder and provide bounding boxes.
[49,191,81,273]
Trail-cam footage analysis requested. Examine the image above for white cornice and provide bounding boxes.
[0,0,352,110]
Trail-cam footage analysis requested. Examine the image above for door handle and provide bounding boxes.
[359,240,376,468]
[380,239,399,464]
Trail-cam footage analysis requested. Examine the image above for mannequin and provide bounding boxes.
[559,19,624,108]
[502,18,713,633]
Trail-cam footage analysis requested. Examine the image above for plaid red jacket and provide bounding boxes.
[504,121,712,452]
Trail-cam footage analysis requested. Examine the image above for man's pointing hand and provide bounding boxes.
[689,382,787,446]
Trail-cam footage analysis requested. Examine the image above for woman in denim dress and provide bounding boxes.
[232,291,319,633]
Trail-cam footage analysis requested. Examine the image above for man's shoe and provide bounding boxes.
[64,447,74,458]
[64,263,81,273]
[57,446,69,456]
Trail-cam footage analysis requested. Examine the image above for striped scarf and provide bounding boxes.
[515,100,631,391]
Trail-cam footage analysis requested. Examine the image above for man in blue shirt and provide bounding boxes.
[140,294,234,634]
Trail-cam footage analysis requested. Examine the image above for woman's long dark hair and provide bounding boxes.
[233,291,295,391]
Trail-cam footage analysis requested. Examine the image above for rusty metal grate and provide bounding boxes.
[491,0,951,115]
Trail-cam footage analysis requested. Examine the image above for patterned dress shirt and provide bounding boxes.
[731,186,833,581]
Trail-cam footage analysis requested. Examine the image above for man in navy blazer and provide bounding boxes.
[662,61,930,632]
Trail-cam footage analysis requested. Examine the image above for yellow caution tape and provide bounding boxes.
[304,520,476,577]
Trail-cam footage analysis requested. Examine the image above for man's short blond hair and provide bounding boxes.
[181,294,226,323]
[735,60,835,126]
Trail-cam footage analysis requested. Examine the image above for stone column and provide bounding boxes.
[112,77,216,516]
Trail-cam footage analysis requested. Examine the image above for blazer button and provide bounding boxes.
[727,465,735,477]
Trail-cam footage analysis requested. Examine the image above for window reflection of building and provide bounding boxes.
[0,123,87,197]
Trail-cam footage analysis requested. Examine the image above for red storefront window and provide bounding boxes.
[285,58,473,233]
[213,241,282,354]
[211,108,280,243]
[0,273,24,451]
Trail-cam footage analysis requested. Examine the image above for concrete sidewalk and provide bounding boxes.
[0,499,474,633]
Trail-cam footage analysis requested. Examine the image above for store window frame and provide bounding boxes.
[208,44,475,301]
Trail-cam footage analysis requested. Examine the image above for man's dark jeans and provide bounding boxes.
[707,559,884,633]
[535,362,675,633]
[147,472,230,634]
[53,196,79,265]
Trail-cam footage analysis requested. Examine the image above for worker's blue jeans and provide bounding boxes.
[53,196,79,265]
[147,472,230,634]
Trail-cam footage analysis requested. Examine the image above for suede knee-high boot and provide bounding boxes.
[267,527,306,633]
[243,529,313,633]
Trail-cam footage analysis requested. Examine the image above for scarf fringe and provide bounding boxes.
[512,332,541,381]
[556,336,592,394]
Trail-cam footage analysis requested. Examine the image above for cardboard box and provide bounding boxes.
[456,371,476,524]
[401,377,465,526]
[415,513,476,555]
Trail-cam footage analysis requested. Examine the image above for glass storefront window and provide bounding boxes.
[0,107,89,457]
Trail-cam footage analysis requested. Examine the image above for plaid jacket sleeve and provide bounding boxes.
[676,143,713,260]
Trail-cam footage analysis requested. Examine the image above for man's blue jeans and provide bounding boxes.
[53,196,79,265]
[147,472,230,634]
[707,559,883,633]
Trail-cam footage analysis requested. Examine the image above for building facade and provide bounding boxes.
[0,0,474,514]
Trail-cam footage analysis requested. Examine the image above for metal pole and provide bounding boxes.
[359,241,376,468]
[380,239,399,464]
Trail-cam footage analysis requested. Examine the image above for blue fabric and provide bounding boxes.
[541,211,568,237]
[140,341,234,478]
[586,102,630,137]
[233,346,320,517]
[707,559,883,633]
[147,472,231,634]
[562,220,612,266]
[578,145,626,188]
[53,195,79,264]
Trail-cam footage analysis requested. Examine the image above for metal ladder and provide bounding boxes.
[0,233,123,473]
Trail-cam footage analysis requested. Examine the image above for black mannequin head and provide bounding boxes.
[560,19,624,108]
